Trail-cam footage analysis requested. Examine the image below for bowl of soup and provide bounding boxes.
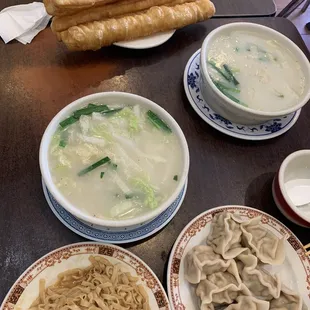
[200,22,310,125]
[40,92,190,228]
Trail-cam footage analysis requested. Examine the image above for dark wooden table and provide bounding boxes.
[214,0,276,17]
[0,17,309,301]
[0,0,276,18]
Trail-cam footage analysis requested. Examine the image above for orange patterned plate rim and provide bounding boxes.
[1,242,171,310]
[167,205,310,310]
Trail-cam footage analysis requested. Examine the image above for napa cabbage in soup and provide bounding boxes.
[49,103,183,220]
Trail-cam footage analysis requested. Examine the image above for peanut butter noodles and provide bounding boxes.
[29,256,150,310]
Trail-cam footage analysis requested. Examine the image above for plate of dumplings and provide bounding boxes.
[167,206,310,310]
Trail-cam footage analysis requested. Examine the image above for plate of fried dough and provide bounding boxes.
[44,0,215,50]
[167,205,310,310]
[1,242,171,310]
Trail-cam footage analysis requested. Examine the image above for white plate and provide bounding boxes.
[167,205,310,310]
[114,30,175,49]
[1,242,171,310]
[42,179,187,244]
[184,49,301,141]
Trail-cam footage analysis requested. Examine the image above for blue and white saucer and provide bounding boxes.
[184,49,301,141]
[42,179,187,244]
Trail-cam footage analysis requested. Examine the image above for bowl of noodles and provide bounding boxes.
[0,242,171,310]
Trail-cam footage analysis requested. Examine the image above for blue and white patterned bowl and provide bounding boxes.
[200,23,310,125]
[42,179,187,244]
[184,49,301,141]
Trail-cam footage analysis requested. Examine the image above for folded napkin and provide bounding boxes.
[0,2,51,44]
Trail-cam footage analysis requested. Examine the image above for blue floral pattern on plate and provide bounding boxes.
[42,180,187,244]
[184,50,301,141]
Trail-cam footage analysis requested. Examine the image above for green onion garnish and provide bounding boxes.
[73,104,110,118]
[212,80,240,93]
[59,116,79,128]
[147,110,172,133]
[125,194,134,199]
[208,60,231,82]
[59,139,66,148]
[59,104,123,129]
[223,64,239,86]
[78,157,111,176]
[101,108,123,115]
[212,79,247,107]
[173,175,178,181]
[100,172,105,178]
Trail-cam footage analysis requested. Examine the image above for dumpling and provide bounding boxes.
[196,259,251,305]
[207,212,247,259]
[236,250,281,300]
[201,304,214,310]
[270,286,306,310]
[225,296,270,310]
[198,281,251,307]
[240,216,285,265]
[185,245,231,284]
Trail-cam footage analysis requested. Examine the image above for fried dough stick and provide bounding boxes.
[52,0,195,32]
[44,0,122,16]
[58,0,215,51]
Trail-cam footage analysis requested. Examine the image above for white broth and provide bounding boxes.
[49,103,183,220]
[207,31,306,112]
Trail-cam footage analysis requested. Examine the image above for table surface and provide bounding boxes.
[0,0,277,18]
[0,17,309,301]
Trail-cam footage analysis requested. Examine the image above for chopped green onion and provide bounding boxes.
[212,79,247,107]
[59,116,79,128]
[147,110,172,133]
[212,80,240,93]
[59,105,122,129]
[78,156,111,176]
[101,108,123,115]
[173,175,178,181]
[208,60,231,82]
[59,139,66,148]
[221,90,243,105]
[100,172,105,178]
[223,64,239,86]
[125,194,134,199]
[73,104,110,117]
[234,47,239,52]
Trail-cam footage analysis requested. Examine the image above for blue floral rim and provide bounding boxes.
[43,180,187,244]
[184,50,300,140]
